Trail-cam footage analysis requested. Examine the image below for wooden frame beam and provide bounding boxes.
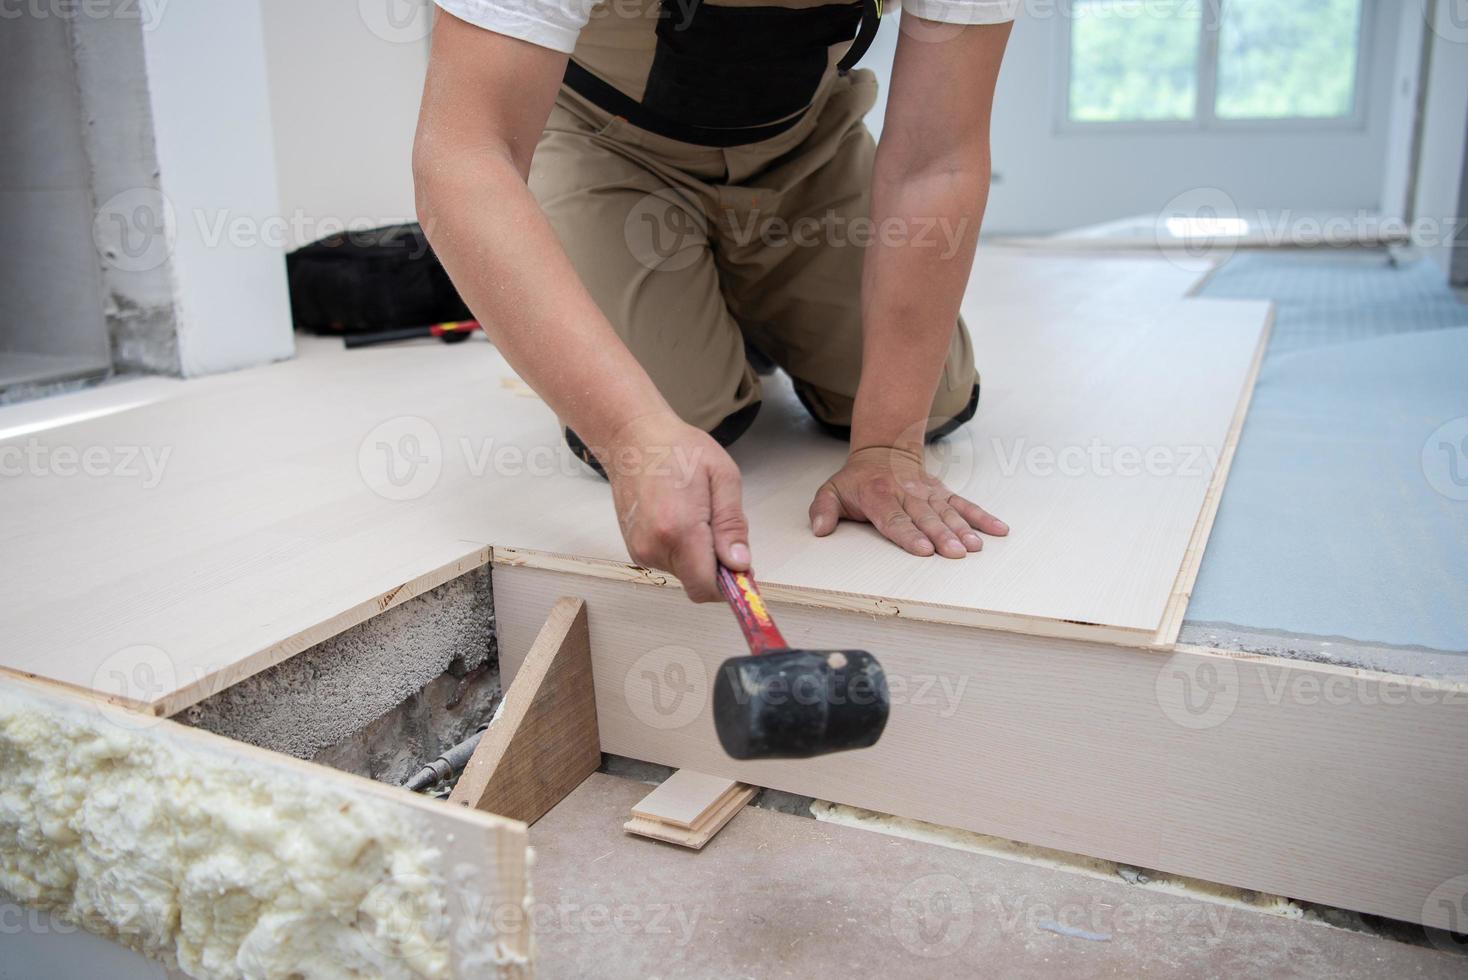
[493,562,1468,930]
[449,597,601,824]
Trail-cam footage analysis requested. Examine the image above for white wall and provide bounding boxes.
[140,3,294,375]
[1379,0,1430,221]
[258,0,431,248]
[888,2,1403,235]
[1410,0,1468,282]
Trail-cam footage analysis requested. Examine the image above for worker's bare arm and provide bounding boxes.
[414,12,750,600]
[810,18,1013,557]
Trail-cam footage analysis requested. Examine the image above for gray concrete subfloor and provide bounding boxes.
[528,773,1464,979]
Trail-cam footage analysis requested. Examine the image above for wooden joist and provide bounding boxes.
[449,597,601,824]
[494,562,1468,931]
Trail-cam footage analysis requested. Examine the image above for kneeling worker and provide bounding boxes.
[414,0,1016,602]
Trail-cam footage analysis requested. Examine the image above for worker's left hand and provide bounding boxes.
[809,446,1008,558]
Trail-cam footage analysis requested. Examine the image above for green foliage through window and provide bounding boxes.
[1070,0,1201,122]
[1215,0,1361,119]
[1067,0,1364,124]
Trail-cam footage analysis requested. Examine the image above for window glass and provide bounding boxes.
[1214,0,1362,120]
[1069,0,1203,122]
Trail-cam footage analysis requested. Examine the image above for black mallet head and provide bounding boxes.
[713,565,891,760]
[712,647,890,760]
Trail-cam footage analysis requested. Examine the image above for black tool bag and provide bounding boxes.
[285,223,470,335]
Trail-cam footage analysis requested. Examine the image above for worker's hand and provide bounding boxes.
[605,413,751,603]
[809,446,1008,558]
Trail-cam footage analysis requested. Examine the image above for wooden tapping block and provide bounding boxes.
[449,596,601,824]
[624,769,757,850]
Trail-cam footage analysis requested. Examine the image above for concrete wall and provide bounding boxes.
[258,0,431,249]
[0,12,112,389]
[1410,0,1468,283]
[865,3,1402,234]
[71,10,181,376]
[3,2,294,391]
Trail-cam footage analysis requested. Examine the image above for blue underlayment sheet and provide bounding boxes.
[1187,254,1468,653]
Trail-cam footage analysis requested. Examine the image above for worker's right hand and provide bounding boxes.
[602,413,751,603]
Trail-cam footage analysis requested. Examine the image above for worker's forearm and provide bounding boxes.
[851,150,990,455]
[416,150,672,449]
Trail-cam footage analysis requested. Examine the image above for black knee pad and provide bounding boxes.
[564,400,763,479]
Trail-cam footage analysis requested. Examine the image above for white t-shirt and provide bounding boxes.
[435,0,1021,55]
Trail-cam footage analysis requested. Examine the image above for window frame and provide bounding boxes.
[1054,0,1374,135]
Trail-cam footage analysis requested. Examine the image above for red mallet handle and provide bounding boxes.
[716,564,788,656]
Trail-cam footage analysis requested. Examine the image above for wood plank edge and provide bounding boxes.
[625,784,756,850]
[493,547,1163,649]
[1153,303,1276,646]
[631,781,744,830]
[152,544,494,716]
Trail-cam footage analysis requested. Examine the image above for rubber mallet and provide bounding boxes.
[712,564,890,760]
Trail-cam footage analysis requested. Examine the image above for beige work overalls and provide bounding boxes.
[527,0,979,454]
